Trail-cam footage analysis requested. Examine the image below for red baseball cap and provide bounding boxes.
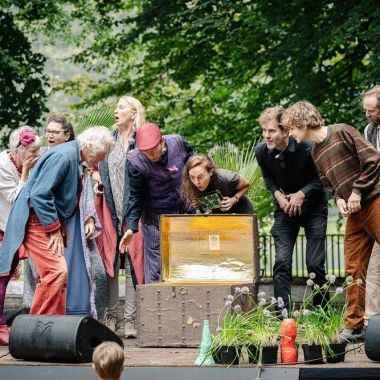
[136,123,162,151]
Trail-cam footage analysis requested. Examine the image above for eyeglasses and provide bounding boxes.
[45,129,66,136]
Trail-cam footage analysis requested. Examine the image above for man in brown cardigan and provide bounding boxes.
[282,100,380,343]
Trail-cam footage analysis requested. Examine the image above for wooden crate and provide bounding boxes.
[136,214,259,347]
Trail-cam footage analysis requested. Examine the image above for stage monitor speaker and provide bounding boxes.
[9,315,124,363]
[365,313,380,361]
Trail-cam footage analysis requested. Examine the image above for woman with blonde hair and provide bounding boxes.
[92,95,145,338]
[181,154,254,214]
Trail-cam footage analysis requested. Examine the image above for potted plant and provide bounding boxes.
[210,288,281,365]
[297,307,328,364]
[296,273,330,364]
[210,290,248,365]
[319,275,355,363]
[320,303,347,363]
[242,292,281,365]
[296,273,356,364]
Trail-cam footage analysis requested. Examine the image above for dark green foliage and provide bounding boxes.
[0,9,47,147]
[74,102,116,135]
[63,0,379,149]
[210,141,274,222]
[1,0,379,222]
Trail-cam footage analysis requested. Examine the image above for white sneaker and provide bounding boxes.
[124,321,137,339]
[339,327,363,343]
[105,315,118,333]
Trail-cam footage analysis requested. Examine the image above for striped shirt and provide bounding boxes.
[312,124,380,204]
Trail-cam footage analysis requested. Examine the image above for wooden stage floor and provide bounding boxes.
[0,340,379,369]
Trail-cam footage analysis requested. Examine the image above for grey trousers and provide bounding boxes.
[364,242,380,326]
[105,254,136,324]
[22,259,39,309]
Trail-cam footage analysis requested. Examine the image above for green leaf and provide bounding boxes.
[74,101,116,135]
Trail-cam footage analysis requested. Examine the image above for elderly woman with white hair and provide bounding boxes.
[21,116,108,321]
[0,126,114,338]
[0,126,40,345]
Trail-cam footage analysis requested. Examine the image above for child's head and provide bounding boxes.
[92,341,124,380]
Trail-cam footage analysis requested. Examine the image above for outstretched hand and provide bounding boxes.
[85,217,96,239]
[119,229,134,253]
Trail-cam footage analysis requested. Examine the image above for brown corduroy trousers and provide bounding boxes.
[344,195,380,329]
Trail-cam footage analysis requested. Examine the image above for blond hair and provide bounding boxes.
[282,101,324,130]
[362,85,380,107]
[92,342,124,380]
[258,106,285,131]
[118,96,146,131]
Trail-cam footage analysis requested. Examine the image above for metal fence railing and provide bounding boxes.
[259,234,345,279]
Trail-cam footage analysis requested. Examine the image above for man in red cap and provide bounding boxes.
[119,123,193,283]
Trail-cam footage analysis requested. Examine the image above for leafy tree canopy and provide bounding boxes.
[0,7,48,146]
[60,0,379,150]
[1,0,379,150]
[2,0,376,225]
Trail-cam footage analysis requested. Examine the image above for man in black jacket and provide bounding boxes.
[255,106,329,312]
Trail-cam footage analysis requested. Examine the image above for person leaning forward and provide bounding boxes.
[255,106,329,312]
[282,100,380,343]
[119,123,193,283]
[0,127,114,317]
[362,85,380,333]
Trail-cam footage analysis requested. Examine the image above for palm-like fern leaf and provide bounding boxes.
[74,102,116,135]
[209,142,273,223]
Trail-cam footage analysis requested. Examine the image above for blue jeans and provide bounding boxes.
[271,203,328,311]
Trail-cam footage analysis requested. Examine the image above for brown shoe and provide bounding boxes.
[124,321,137,339]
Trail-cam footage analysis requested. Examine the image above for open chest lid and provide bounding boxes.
[159,214,258,285]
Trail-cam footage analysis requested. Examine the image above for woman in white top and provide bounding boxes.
[0,126,40,345]
[0,127,41,233]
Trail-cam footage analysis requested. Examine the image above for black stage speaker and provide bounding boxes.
[9,315,124,363]
[365,313,380,361]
